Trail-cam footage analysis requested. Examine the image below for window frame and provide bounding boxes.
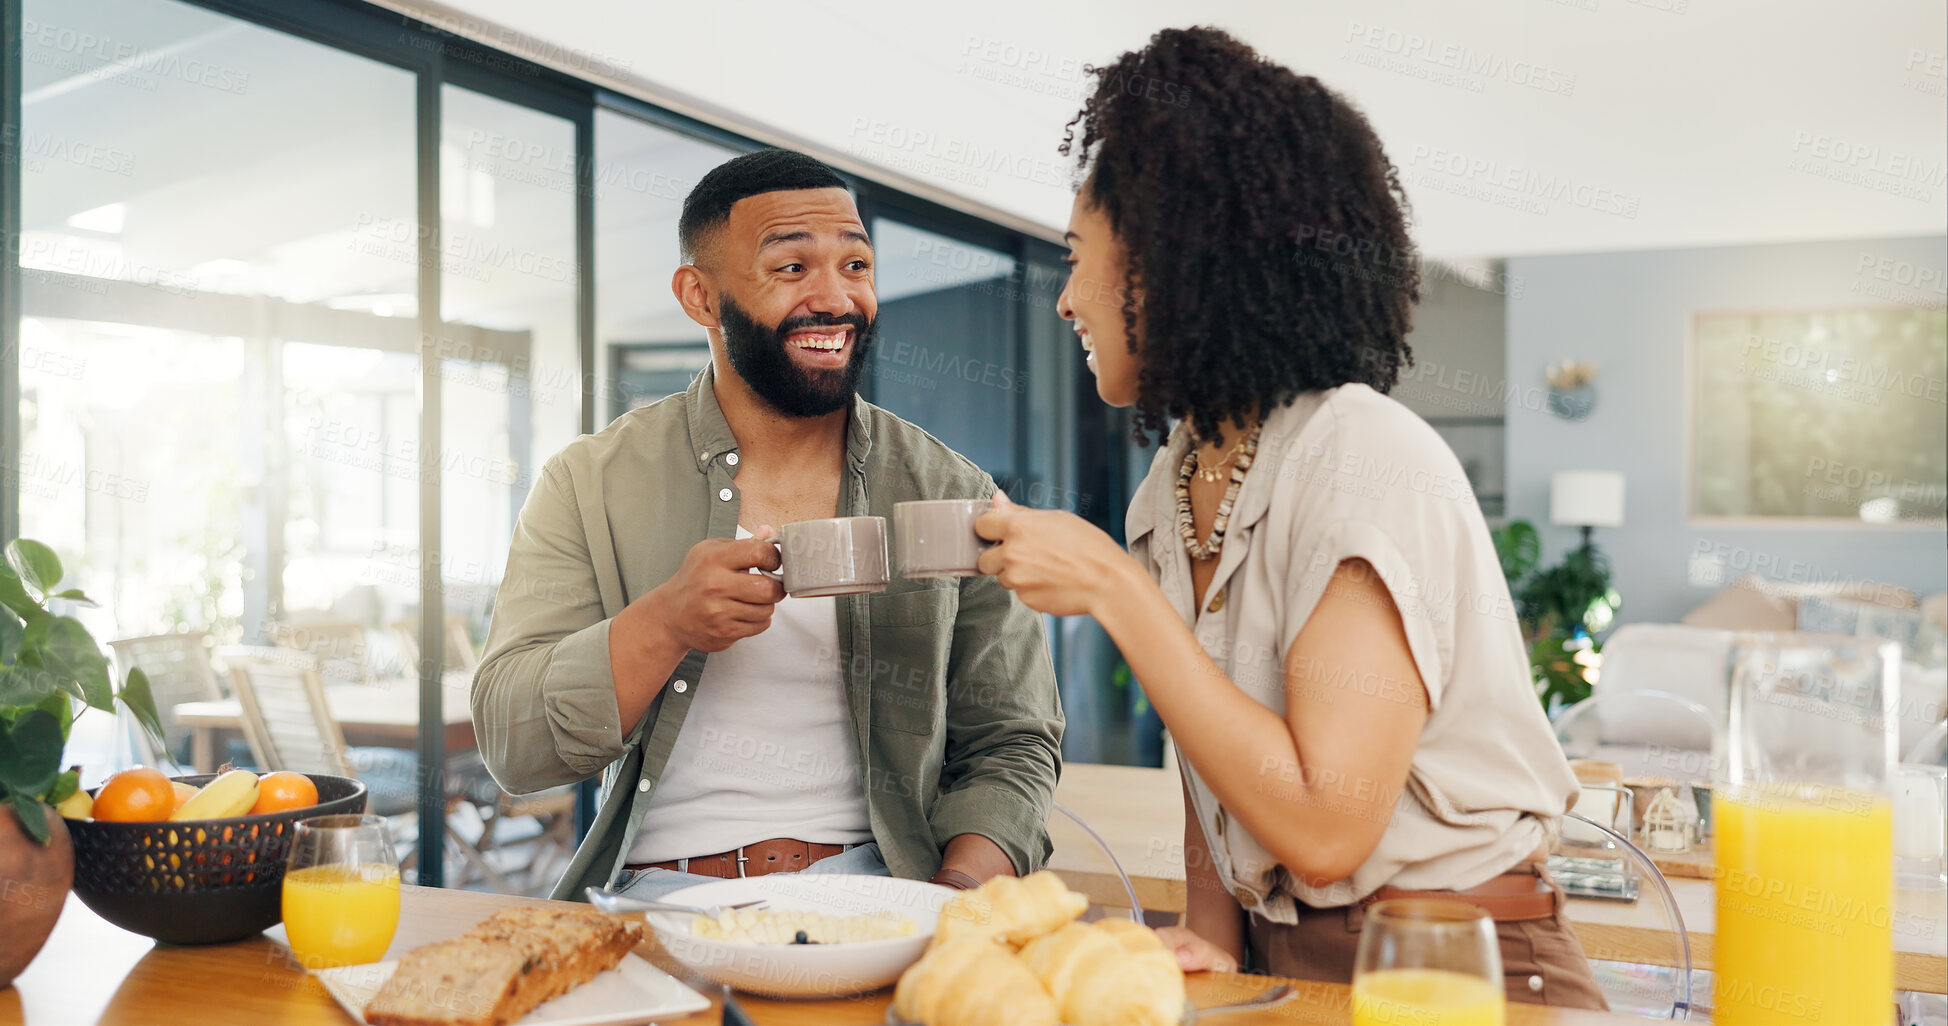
[0,0,1137,872]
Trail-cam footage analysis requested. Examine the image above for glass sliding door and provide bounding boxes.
[592,108,735,425]
[3,0,1185,896]
[864,217,1022,477]
[435,85,581,672]
[420,86,586,889]
[15,0,424,791]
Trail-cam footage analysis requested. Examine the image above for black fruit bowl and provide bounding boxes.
[66,773,367,945]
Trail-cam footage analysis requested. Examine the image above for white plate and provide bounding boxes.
[646,874,957,999]
[313,952,710,1026]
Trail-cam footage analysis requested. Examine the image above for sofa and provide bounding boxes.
[1556,575,1948,777]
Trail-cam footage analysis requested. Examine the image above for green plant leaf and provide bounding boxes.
[0,566,40,622]
[1527,631,1595,713]
[1492,520,1541,583]
[33,616,113,711]
[0,663,61,706]
[5,540,64,599]
[0,610,21,666]
[0,709,63,799]
[46,767,78,805]
[7,792,51,844]
[120,667,167,756]
[32,690,73,742]
[50,588,98,608]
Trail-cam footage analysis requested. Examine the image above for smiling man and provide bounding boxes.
[472,149,1062,901]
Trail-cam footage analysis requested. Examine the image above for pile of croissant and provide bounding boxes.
[893,871,1187,1026]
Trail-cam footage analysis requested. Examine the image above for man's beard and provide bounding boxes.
[718,297,875,418]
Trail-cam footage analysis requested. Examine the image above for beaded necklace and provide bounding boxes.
[1175,424,1262,561]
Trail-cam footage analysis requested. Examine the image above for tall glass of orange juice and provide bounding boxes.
[283,814,400,969]
[1716,638,1897,1025]
[1352,899,1505,1026]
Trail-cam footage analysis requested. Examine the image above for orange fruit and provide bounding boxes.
[249,771,318,815]
[93,767,177,822]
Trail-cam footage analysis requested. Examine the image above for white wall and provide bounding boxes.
[1396,272,1509,421]
[1505,236,1948,626]
[1395,273,1511,513]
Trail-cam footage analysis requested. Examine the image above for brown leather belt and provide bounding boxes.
[1363,850,1562,924]
[623,838,850,879]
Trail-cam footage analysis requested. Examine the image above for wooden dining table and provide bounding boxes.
[1051,762,1948,995]
[0,883,1660,1025]
[174,672,477,772]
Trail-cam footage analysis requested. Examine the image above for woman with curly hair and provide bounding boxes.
[976,27,1607,1009]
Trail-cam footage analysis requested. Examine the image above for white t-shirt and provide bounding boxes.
[626,528,874,864]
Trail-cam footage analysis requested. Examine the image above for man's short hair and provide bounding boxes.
[678,149,850,263]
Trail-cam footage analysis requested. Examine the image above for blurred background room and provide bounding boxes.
[4,0,1942,964]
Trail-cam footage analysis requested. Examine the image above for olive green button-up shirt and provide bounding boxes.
[471,366,1062,901]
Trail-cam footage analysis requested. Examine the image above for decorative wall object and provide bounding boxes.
[1545,360,1600,420]
[1691,307,1948,522]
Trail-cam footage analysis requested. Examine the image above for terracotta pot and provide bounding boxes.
[0,803,73,989]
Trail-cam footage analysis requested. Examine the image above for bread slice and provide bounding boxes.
[364,907,644,1026]
[360,937,527,1026]
[466,907,643,1019]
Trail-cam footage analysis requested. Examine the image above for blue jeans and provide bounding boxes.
[614,842,891,902]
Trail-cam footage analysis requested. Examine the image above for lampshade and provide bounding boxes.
[1551,470,1626,528]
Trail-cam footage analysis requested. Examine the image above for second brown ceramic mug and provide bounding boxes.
[893,499,997,579]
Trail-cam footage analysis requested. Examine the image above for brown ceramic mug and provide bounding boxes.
[756,517,890,597]
[893,499,998,579]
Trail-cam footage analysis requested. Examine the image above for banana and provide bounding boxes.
[54,790,93,820]
[170,769,261,821]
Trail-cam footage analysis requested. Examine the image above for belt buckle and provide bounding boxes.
[735,846,749,879]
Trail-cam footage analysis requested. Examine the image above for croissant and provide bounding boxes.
[893,936,1060,1026]
[1018,920,1187,1026]
[932,870,1089,949]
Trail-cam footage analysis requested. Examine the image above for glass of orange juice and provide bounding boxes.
[1351,899,1505,1026]
[1716,637,1897,1025]
[282,813,401,969]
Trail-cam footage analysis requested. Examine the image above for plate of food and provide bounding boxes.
[640,873,958,998]
[313,906,709,1026]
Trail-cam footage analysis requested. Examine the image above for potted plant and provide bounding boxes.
[1490,520,1622,714]
[0,539,162,987]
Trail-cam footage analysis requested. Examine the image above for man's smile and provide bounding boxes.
[785,325,854,367]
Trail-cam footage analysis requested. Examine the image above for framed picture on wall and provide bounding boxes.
[1688,306,1947,524]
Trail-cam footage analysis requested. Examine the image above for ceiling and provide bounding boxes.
[383,0,1947,260]
[14,0,1038,368]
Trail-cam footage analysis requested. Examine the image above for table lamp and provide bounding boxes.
[1551,470,1625,550]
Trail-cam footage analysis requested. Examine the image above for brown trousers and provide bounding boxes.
[1245,867,1611,1011]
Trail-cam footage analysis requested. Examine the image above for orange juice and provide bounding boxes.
[1715,785,1893,1024]
[1352,968,1506,1026]
[282,863,401,967]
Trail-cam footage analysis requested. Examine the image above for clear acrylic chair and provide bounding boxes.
[1552,808,1694,1019]
[1047,800,1144,924]
[1907,720,1948,766]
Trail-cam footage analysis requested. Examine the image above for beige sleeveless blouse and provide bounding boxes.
[1126,385,1578,920]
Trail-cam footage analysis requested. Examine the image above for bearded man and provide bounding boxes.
[472,148,1063,900]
